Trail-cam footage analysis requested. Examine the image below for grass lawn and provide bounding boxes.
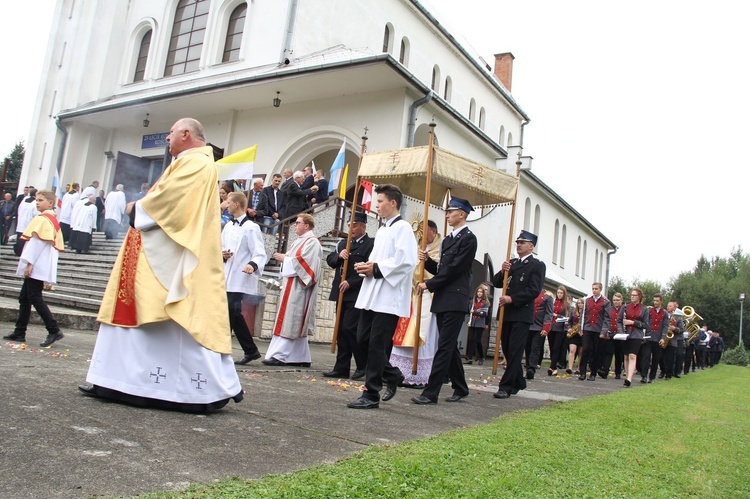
[143,365,750,498]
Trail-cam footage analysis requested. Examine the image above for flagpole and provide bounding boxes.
[492,156,522,376]
[330,131,368,353]
[412,122,436,375]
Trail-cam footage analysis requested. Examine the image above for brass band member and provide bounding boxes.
[578,282,611,381]
[642,293,669,383]
[566,298,584,374]
[525,290,553,380]
[618,288,649,386]
[547,286,570,376]
[598,292,624,379]
[663,301,684,380]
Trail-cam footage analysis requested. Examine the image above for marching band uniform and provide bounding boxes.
[578,294,611,380]
[642,305,669,382]
[548,298,570,373]
[663,311,684,379]
[525,290,553,379]
[599,301,624,379]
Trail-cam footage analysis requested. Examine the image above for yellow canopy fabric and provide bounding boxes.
[357,146,518,207]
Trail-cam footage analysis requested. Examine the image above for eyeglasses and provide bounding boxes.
[293,221,306,225]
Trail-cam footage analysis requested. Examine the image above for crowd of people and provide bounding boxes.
[2,116,724,415]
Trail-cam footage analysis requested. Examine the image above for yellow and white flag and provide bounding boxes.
[216,145,257,180]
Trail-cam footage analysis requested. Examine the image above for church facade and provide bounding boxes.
[21,0,614,313]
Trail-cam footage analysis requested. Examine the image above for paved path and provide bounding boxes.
[0,321,628,498]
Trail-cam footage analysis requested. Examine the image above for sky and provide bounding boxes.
[1,0,748,286]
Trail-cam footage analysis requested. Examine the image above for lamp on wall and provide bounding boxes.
[273,92,281,108]
[143,113,150,128]
[104,151,114,159]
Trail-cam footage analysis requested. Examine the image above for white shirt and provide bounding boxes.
[59,191,80,224]
[17,235,59,283]
[355,218,417,317]
[222,215,267,294]
[81,186,97,199]
[16,198,39,233]
[71,202,97,233]
[104,190,127,222]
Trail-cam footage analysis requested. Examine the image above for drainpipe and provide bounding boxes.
[519,119,530,149]
[55,117,68,179]
[605,248,617,296]
[406,90,433,147]
[280,0,299,65]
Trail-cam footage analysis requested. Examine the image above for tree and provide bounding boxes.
[608,276,667,302]
[670,248,750,349]
[2,141,25,192]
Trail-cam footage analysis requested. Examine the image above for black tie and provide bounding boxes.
[229,218,239,225]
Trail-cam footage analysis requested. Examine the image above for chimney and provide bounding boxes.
[493,52,515,92]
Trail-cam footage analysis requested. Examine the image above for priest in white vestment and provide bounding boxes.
[263,213,323,367]
[58,183,80,242]
[80,118,243,413]
[70,194,97,253]
[104,184,127,239]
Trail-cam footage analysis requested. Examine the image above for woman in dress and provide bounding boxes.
[547,285,570,376]
[618,288,649,386]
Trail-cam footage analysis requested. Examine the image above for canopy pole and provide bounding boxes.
[330,131,368,353]
[491,156,522,376]
[412,122,437,375]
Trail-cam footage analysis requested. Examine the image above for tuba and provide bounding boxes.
[682,306,704,342]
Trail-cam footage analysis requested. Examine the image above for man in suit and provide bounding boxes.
[0,192,16,245]
[300,165,315,190]
[312,170,330,205]
[412,197,477,405]
[323,212,374,380]
[246,178,269,223]
[261,173,284,234]
[280,169,294,191]
[492,230,546,399]
[283,171,318,219]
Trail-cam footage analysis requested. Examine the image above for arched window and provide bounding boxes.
[499,125,505,146]
[399,37,410,66]
[600,252,605,282]
[552,220,560,265]
[523,197,531,231]
[594,248,599,281]
[165,0,210,76]
[469,98,476,122]
[560,224,567,268]
[575,236,582,276]
[478,107,486,130]
[133,29,152,82]
[431,65,441,92]
[443,76,452,102]
[507,132,513,146]
[582,241,588,279]
[222,3,247,63]
[533,204,540,239]
[382,23,394,53]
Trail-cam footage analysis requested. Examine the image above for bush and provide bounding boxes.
[722,344,748,366]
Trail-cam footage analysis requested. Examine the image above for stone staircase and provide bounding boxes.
[0,232,125,311]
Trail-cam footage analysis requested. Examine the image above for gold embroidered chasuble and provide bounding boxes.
[97,146,231,354]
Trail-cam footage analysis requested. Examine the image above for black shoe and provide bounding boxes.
[445,392,469,403]
[477,358,484,365]
[578,374,586,381]
[547,368,554,376]
[235,352,261,365]
[615,374,621,380]
[262,357,285,366]
[382,375,404,401]
[658,372,665,379]
[565,368,573,374]
[288,362,311,368]
[411,395,437,405]
[665,376,672,380]
[587,375,596,381]
[674,374,681,378]
[640,377,647,384]
[40,332,64,347]
[78,384,102,398]
[351,370,366,380]
[463,359,473,365]
[624,379,631,387]
[598,370,608,379]
[526,368,535,380]
[647,379,654,384]
[493,390,511,399]
[347,397,379,409]
[3,332,26,342]
[321,370,347,378]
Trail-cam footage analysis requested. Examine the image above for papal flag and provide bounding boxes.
[216,145,257,180]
